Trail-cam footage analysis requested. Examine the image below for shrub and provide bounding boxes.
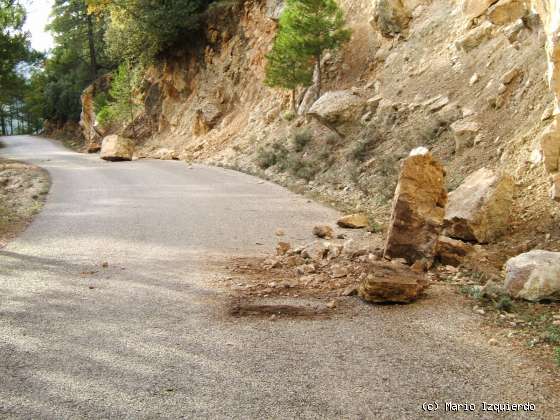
[495,296,513,312]
[288,157,321,181]
[555,347,560,367]
[256,142,289,170]
[282,111,296,121]
[292,129,313,152]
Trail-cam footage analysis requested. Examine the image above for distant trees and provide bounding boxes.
[0,0,38,135]
[87,0,210,64]
[264,0,351,111]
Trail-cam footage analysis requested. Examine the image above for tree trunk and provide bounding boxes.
[86,13,98,82]
[0,108,6,136]
[291,89,297,114]
[316,53,322,100]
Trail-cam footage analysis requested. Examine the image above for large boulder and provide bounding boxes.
[539,118,560,173]
[444,168,514,243]
[371,0,411,37]
[504,250,560,302]
[100,135,135,162]
[358,260,429,303]
[384,148,447,265]
[307,91,367,126]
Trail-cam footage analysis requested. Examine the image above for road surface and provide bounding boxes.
[1,136,558,419]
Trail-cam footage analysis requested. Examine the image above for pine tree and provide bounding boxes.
[264,0,351,108]
[264,33,314,113]
[100,62,140,138]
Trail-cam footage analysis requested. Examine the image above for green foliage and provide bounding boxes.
[282,111,296,121]
[256,142,289,170]
[495,296,513,312]
[555,347,560,368]
[265,0,351,107]
[288,156,321,181]
[37,0,113,124]
[89,0,211,64]
[98,63,141,131]
[292,129,313,152]
[546,325,560,344]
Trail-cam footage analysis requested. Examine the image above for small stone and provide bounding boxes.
[326,300,337,309]
[488,338,498,346]
[469,73,479,85]
[337,213,369,229]
[313,225,334,239]
[101,262,109,268]
[276,242,291,256]
[342,285,358,296]
[275,228,285,237]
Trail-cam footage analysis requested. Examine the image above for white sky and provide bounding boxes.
[23,0,54,53]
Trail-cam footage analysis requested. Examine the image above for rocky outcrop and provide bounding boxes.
[358,260,429,303]
[192,103,222,136]
[80,75,111,153]
[100,135,135,161]
[384,149,447,265]
[455,21,495,52]
[444,168,514,243]
[461,0,499,18]
[487,0,528,25]
[307,91,367,125]
[337,214,369,229]
[80,84,103,153]
[505,250,560,301]
[371,0,411,37]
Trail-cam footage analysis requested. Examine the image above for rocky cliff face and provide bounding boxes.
[81,0,560,258]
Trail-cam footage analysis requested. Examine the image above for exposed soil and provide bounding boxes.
[0,157,50,247]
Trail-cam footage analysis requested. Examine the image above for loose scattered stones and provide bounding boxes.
[337,213,369,229]
[505,250,560,302]
[358,260,429,303]
[444,168,514,243]
[384,149,447,265]
[100,135,135,162]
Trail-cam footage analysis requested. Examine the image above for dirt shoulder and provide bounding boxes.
[0,154,50,247]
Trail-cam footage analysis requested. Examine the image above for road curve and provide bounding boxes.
[1,136,558,419]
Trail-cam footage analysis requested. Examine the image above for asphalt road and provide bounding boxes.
[1,135,559,419]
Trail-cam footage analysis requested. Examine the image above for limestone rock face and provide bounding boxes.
[444,168,514,243]
[455,21,495,52]
[384,150,447,264]
[337,214,369,229]
[307,91,367,125]
[505,250,560,301]
[358,261,429,303]
[265,0,284,20]
[80,84,102,153]
[461,0,498,18]
[371,0,412,37]
[487,0,528,25]
[100,135,135,162]
[192,103,222,136]
[539,118,560,173]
